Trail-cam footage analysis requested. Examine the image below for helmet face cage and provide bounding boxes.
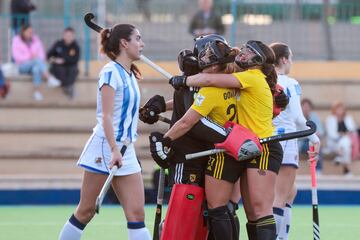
[198,40,230,69]
[235,41,266,68]
[194,34,233,69]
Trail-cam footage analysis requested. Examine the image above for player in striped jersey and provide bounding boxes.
[59,24,151,240]
[270,43,320,240]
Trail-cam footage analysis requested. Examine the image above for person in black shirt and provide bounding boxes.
[189,0,225,38]
[47,27,80,98]
[11,0,36,33]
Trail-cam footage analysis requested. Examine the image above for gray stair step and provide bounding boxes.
[0,133,154,159]
[0,79,173,107]
[0,108,170,133]
[0,160,155,189]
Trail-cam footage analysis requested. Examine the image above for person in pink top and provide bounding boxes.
[12,24,60,101]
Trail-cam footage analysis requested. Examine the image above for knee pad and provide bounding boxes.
[161,184,208,240]
[207,205,236,240]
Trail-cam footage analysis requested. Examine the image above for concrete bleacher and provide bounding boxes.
[1,61,360,192]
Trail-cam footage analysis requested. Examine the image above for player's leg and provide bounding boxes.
[112,172,151,240]
[229,178,241,240]
[281,184,297,240]
[273,165,296,238]
[240,172,257,240]
[205,153,241,240]
[59,171,107,240]
[244,142,283,240]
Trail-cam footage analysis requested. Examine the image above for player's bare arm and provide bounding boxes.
[187,73,242,88]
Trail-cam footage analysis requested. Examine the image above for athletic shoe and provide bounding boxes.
[47,76,61,88]
[33,91,44,101]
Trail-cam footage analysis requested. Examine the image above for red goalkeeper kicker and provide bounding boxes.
[310,145,320,240]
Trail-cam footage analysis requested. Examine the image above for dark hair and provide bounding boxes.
[269,42,290,66]
[100,24,142,79]
[64,27,75,33]
[20,24,32,41]
[256,41,277,93]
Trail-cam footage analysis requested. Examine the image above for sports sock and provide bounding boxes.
[281,203,292,240]
[273,207,284,237]
[246,221,257,240]
[59,214,86,240]
[207,205,234,240]
[228,201,240,240]
[127,222,151,240]
[255,215,276,240]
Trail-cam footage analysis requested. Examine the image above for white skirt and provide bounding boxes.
[280,139,299,168]
[77,133,141,176]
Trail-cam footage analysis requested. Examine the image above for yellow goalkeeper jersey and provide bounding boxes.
[232,69,275,138]
[191,87,238,126]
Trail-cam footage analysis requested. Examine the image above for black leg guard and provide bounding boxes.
[246,221,257,240]
[255,215,276,240]
[228,201,240,240]
[207,205,234,240]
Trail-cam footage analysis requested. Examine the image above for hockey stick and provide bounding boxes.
[95,138,131,214]
[140,55,173,79]
[153,168,166,240]
[84,13,173,80]
[310,145,320,240]
[185,120,317,160]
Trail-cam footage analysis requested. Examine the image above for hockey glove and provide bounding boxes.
[215,122,262,161]
[169,75,187,90]
[273,84,289,117]
[149,132,174,169]
[139,95,166,124]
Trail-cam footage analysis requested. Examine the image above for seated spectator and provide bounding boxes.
[47,27,80,99]
[189,0,225,38]
[0,69,10,99]
[299,98,325,173]
[325,101,358,176]
[12,24,60,101]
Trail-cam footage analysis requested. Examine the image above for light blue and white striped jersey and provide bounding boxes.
[93,61,141,143]
[273,74,319,144]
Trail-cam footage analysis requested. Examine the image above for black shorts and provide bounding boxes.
[168,157,208,187]
[241,141,283,174]
[205,152,242,183]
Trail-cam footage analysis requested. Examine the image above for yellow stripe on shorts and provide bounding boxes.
[265,144,270,170]
[260,144,269,170]
[214,153,224,179]
[218,153,224,179]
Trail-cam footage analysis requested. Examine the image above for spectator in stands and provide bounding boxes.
[299,98,325,173]
[189,0,225,38]
[0,69,10,98]
[11,0,36,33]
[12,24,61,101]
[325,101,358,176]
[47,27,80,99]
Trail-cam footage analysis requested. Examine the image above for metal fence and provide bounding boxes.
[1,0,360,70]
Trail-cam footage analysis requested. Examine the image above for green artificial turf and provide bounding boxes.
[0,205,359,239]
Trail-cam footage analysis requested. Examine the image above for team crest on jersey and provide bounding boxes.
[250,159,257,164]
[189,174,197,182]
[95,157,102,164]
[194,93,205,106]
